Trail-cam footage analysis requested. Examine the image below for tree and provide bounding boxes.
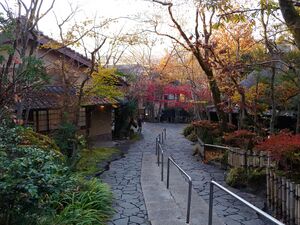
[0,0,55,121]
[279,0,300,49]
[151,0,230,131]
[212,20,257,128]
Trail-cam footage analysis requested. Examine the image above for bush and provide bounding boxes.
[20,127,60,153]
[247,168,266,188]
[187,132,198,142]
[192,120,236,144]
[183,124,194,137]
[226,168,248,187]
[223,130,261,150]
[0,123,75,225]
[0,122,114,225]
[53,121,77,157]
[255,131,300,173]
[226,168,266,189]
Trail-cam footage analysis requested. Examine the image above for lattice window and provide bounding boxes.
[49,109,61,130]
[78,107,86,127]
[38,110,48,131]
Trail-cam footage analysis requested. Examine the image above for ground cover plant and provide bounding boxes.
[0,121,114,225]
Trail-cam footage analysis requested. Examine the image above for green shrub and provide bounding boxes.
[183,124,194,137]
[53,121,77,157]
[247,168,266,188]
[187,132,198,142]
[226,168,247,187]
[20,127,60,153]
[0,123,75,225]
[0,122,114,225]
[226,167,266,189]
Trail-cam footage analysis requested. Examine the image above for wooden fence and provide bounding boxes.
[227,148,270,168]
[196,136,300,224]
[267,169,300,225]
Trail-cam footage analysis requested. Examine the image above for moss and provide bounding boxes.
[226,168,248,187]
[130,133,141,141]
[76,147,120,176]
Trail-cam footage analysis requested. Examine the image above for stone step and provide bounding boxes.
[141,152,224,225]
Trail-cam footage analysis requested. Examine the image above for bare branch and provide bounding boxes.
[195,9,200,42]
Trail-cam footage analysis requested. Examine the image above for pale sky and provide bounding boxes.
[2,0,172,62]
[2,0,278,63]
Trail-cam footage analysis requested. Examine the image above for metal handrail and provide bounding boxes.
[208,180,285,225]
[155,133,161,155]
[204,143,230,151]
[167,156,192,224]
[157,142,164,181]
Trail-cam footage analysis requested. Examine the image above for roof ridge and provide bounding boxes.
[35,32,92,67]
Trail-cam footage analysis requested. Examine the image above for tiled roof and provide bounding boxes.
[24,86,118,109]
[82,96,119,106]
[36,34,92,68]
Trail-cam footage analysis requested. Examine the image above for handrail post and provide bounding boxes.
[155,137,158,155]
[157,145,160,166]
[208,182,214,225]
[167,158,170,189]
[187,179,192,224]
[161,150,164,181]
[164,128,167,139]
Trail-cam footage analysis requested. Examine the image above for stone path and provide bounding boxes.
[100,123,271,225]
[162,123,270,225]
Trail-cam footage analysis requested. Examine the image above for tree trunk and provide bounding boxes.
[193,53,227,131]
[239,93,246,129]
[206,106,211,121]
[270,67,276,134]
[192,92,201,120]
[279,0,300,49]
[296,101,300,134]
[228,99,232,124]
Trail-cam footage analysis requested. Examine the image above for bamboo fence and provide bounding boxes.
[267,168,300,224]
[196,136,300,224]
[227,148,269,168]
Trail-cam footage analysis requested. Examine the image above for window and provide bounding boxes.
[179,94,185,102]
[78,107,86,127]
[37,110,48,131]
[49,109,61,130]
[167,94,175,100]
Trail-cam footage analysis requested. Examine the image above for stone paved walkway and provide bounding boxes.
[100,123,270,225]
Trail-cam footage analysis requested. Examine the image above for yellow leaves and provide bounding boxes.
[89,67,123,99]
[276,81,299,106]
[39,41,64,50]
[212,21,257,61]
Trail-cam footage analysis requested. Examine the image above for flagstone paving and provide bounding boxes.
[100,123,271,225]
